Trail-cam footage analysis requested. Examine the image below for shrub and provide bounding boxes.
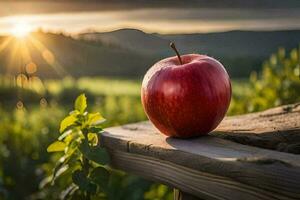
[229,46,300,114]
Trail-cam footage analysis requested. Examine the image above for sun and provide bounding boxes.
[11,21,32,39]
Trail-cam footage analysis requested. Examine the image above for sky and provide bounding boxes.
[0,1,300,35]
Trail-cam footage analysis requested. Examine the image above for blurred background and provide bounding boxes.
[0,0,299,199]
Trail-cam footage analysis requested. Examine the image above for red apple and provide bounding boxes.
[141,43,231,138]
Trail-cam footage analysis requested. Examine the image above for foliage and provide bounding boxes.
[0,106,64,200]
[45,94,109,199]
[248,47,300,111]
[229,46,300,114]
[0,78,155,200]
[44,94,172,200]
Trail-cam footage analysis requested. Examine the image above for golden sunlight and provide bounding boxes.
[11,21,32,39]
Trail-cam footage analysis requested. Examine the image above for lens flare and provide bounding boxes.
[11,21,32,39]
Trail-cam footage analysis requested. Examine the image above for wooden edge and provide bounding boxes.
[211,103,300,153]
[101,128,300,199]
[101,103,300,198]
[107,150,298,200]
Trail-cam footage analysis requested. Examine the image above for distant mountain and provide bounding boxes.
[1,29,300,79]
[80,29,169,55]
[162,31,300,58]
[81,29,300,57]
[80,29,300,77]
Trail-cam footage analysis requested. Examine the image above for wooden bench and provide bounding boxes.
[100,103,300,200]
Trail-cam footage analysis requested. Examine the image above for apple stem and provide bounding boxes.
[170,42,183,65]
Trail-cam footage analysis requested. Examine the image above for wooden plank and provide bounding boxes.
[107,148,300,200]
[101,103,300,199]
[212,103,300,153]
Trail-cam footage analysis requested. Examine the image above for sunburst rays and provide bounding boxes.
[0,27,70,107]
[28,35,68,76]
[0,36,13,53]
[1,32,68,86]
[11,21,32,39]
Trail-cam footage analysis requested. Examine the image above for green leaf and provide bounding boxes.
[90,167,110,191]
[107,172,124,196]
[47,141,66,152]
[72,170,96,194]
[72,170,88,190]
[58,129,73,141]
[39,176,52,189]
[89,127,103,134]
[65,140,80,156]
[79,140,109,165]
[69,110,80,117]
[60,184,78,200]
[60,115,77,133]
[51,155,70,184]
[87,133,98,146]
[88,112,105,125]
[75,94,87,113]
[53,164,69,183]
[72,170,86,187]
[53,156,67,175]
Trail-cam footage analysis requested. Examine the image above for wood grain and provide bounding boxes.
[101,103,300,199]
[212,103,300,153]
[108,150,298,200]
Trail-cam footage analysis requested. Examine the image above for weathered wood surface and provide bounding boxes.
[101,103,300,200]
[212,103,300,153]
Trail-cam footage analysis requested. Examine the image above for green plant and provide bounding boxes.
[248,47,300,112]
[229,46,300,114]
[44,94,162,200]
[47,94,110,199]
[0,105,64,200]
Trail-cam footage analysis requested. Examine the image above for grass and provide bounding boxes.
[45,77,142,96]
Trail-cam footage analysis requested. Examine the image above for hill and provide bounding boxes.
[0,32,157,78]
[80,29,300,77]
[80,29,168,55]
[1,29,300,79]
